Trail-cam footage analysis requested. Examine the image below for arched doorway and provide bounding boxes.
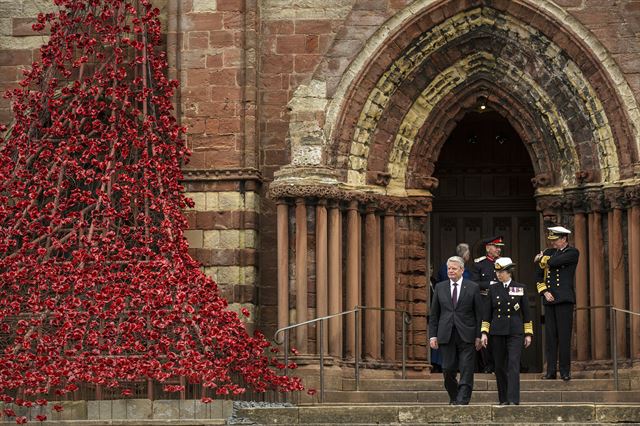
[430,110,542,372]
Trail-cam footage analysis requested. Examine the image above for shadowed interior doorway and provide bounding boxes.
[430,110,542,373]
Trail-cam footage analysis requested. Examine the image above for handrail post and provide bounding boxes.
[402,312,407,380]
[611,306,618,391]
[355,307,360,391]
[319,320,325,403]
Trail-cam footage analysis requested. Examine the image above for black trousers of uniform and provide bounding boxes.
[440,327,476,404]
[490,334,524,404]
[477,296,494,372]
[544,302,574,377]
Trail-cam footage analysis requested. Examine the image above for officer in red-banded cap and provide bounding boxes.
[534,226,579,381]
[470,236,505,374]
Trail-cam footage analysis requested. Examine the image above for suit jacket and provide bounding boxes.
[428,278,483,344]
[481,280,533,336]
[535,246,579,304]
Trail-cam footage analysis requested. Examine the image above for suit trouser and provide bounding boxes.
[544,302,574,377]
[490,334,524,404]
[440,327,476,403]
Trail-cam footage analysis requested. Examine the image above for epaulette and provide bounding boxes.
[474,256,486,263]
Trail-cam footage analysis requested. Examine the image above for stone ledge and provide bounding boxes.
[238,404,629,424]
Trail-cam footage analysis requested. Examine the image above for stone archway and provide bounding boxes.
[271,0,640,367]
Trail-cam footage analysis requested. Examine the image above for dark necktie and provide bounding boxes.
[504,283,509,289]
[452,282,458,308]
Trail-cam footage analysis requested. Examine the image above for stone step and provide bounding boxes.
[236,404,640,425]
[341,378,631,391]
[322,390,640,404]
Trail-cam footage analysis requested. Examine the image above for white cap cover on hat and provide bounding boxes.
[547,225,571,240]
[548,226,571,235]
[494,257,516,270]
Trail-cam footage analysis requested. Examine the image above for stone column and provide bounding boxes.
[316,200,328,355]
[364,206,381,360]
[328,201,342,358]
[277,200,289,333]
[567,191,589,361]
[587,193,607,360]
[605,188,627,358]
[627,188,640,359]
[346,200,360,358]
[574,211,589,361]
[295,198,308,353]
[383,211,397,361]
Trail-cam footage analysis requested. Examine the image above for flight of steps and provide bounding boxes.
[236,372,640,424]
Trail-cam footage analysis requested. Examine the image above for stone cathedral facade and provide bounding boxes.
[1,0,639,374]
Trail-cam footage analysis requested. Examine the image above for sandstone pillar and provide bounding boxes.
[346,200,360,358]
[315,200,328,355]
[605,189,627,359]
[588,201,607,360]
[629,201,640,359]
[573,211,589,361]
[295,198,308,353]
[277,201,289,333]
[328,202,342,358]
[383,212,397,361]
[364,206,381,360]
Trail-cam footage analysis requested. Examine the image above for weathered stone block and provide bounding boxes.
[299,405,398,424]
[492,404,595,423]
[126,398,152,419]
[399,405,491,423]
[184,229,204,248]
[597,405,640,423]
[238,407,298,424]
[151,399,180,419]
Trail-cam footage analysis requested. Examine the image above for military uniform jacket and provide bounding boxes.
[481,281,533,336]
[535,246,580,305]
[470,256,498,294]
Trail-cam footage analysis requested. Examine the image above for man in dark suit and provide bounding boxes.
[470,235,505,373]
[534,226,579,381]
[429,256,483,405]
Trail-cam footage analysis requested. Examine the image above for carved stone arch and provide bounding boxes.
[277,0,639,192]
[401,79,555,189]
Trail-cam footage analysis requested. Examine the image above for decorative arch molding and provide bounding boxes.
[377,52,595,193]
[275,0,639,196]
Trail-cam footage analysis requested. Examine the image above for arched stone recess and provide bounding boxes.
[344,7,622,192]
[378,51,609,194]
[274,0,640,195]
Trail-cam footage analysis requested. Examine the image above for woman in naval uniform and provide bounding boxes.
[480,257,533,405]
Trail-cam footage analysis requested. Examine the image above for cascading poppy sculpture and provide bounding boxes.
[0,0,301,421]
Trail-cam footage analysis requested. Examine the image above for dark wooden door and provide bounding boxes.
[429,111,542,372]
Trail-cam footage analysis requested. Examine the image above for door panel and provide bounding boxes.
[431,212,541,372]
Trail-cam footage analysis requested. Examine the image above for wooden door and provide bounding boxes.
[429,111,542,372]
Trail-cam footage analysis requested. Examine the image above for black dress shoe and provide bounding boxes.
[542,373,557,379]
[561,375,571,381]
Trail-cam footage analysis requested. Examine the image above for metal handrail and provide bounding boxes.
[574,305,640,390]
[274,305,412,403]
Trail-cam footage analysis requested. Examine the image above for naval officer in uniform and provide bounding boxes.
[534,226,579,381]
[470,236,505,373]
[480,257,533,405]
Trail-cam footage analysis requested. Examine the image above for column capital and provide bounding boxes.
[584,190,605,213]
[625,184,640,207]
[563,190,588,214]
[535,194,563,218]
[604,186,627,210]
